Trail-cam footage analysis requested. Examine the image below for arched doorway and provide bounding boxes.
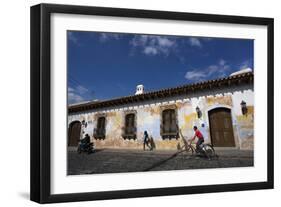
[208,108,235,147]
[68,121,81,146]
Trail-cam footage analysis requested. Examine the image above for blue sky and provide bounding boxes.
[67,31,253,104]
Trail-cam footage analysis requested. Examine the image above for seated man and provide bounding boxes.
[80,134,91,149]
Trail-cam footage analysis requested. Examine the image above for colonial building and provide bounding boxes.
[68,71,254,150]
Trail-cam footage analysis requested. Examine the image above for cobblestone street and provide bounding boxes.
[67,147,253,175]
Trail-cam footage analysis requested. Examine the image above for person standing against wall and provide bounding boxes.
[143,131,150,151]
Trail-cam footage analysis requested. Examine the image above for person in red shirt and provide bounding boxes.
[189,126,204,153]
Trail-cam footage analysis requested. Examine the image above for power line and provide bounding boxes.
[67,73,95,98]
[68,73,94,92]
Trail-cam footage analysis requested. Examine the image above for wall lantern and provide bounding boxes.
[240,100,248,115]
[196,106,202,119]
[81,120,87,128]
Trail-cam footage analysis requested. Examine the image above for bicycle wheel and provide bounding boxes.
[203,144,216,158]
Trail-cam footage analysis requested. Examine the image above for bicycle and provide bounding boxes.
[196,142,217,160]
[177,129,218,160]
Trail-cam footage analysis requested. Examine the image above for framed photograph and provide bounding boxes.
[30,3,274,203]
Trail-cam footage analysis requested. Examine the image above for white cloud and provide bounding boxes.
[67,84,93,104]
[76,85,89,94]
[189,37,202,48]
[68,32,79,45]
[207,59,230,75]
[185,70,206,81]
[130,35,177,56]
[157,36,175,47]
[219,59,226,66]
[186,37,213,48]
[185,59,231,82]
[239,60,252,70]
[143,46,158,55]
[68,87,75,93]
[68,87,85,104]
[99,33,122,42]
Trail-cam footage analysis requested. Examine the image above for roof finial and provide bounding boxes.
[135,84,144,95]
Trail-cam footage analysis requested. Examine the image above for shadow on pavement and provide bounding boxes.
[93,148,105,154]
[143,150,183,171]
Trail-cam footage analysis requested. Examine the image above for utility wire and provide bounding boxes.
[67,72,95,98]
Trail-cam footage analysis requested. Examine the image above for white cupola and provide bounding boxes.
[135,84,144,95]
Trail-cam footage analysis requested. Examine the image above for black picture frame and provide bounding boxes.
[30,3,274,204]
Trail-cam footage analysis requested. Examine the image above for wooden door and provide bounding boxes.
[208,108,235,147]
[68,121,81,146]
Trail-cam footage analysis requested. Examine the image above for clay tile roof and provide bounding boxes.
[68,72,253,113]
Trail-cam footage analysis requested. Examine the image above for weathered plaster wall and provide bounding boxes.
[232,90,254,149]
[68,86,254,150]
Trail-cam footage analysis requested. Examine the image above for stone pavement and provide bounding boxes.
[67,148,253,175]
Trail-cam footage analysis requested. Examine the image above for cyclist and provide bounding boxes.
[189,126,204,153]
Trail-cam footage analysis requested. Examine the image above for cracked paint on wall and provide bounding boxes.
[68,89,254,150]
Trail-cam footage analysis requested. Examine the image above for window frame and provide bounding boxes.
[93,114,106,140]
[122,110,137,140]
[160,105,179,140]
